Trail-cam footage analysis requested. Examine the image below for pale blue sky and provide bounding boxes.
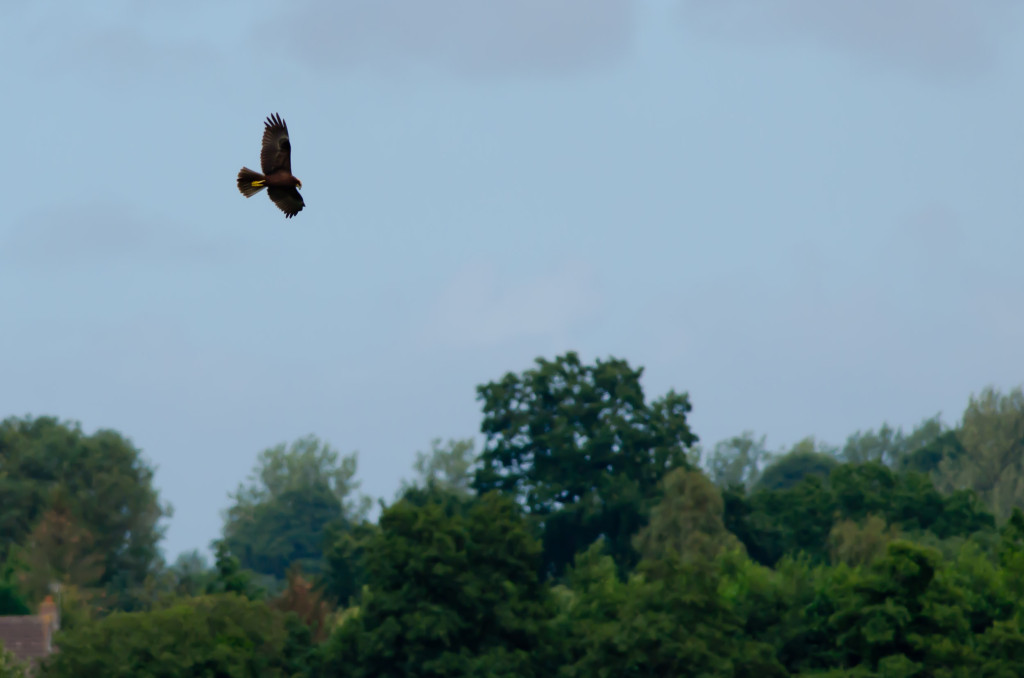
[2,1,1023,560]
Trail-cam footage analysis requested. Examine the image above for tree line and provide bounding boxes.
[2,351,1024,677]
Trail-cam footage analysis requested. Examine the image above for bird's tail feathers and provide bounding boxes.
[237,167,266,197]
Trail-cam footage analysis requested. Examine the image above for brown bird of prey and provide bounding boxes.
[237,113,305,218]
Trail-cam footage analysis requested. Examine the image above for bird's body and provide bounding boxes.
[237,113,305,218]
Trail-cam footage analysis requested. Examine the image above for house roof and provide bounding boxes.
[0,615,51,664]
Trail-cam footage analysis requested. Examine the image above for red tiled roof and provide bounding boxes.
[0,615,51,664]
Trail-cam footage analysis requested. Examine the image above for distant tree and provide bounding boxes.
[164,549,215,598]
[726,461,993,568]
[473,352,698,576]
[632,468,741,565]
[702,431,773,489]
[827,515,898,567]
[0,643,28,678]
[935,386,1024,520]
[40,594,312,678]
[398,437,476,498]
[827,541,975,673]
[222,435,370,579]
[725,475,838,566]
[556,546,785,678]
[0,416,169,609]
[829,463,993,538]
[17,487,106,604]
[319,520,376,606]
[271,565,330,643]
[900,429,965,476]
[205,541,264,601]
[840,415,945,468]
[321,492,556,678]
[755,439,838,491]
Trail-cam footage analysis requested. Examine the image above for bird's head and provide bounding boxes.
[295,178,303,190]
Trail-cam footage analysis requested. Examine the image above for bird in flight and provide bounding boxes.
[237,113,305,218]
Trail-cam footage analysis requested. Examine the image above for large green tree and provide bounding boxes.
[473,352,697,576]
[725,462,993,567]
[0,416,169,608]
[40,594,313,678]
[755,438,838,492]
[555,546,786,678]
[321,492,556,678]
[222,435,369,579]
[827,541,976,673]
[632,468,740,565]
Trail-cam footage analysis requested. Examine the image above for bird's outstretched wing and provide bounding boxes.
[260,113,292,175]
[267,186,304,219]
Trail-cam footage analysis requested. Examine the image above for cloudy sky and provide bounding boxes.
[2,1,1023,560]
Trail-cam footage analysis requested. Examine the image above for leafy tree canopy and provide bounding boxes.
[755,438,838,492]
[40,594,312,678]
[0,416,169,609]
[473,351,697,575]
[321,492,556,678]
[399,437,476,499]
[222,435,370,579]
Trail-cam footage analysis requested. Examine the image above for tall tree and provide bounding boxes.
[222,435,369,579]
[827,541,975,673]
[163,549,215,599]
[701,431,773,489]
[755,438,838,491]
[321,492,556,678]
[473,352,697,575]
[840,415,945,468]
[936,386,1024,520]
[399,437,476,498]
[556,546,786,678]
[0,416,169,608]
[632,468,741,565]
[18,487,106,604]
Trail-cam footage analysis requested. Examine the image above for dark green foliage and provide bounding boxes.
[899,430,965,475]
[727,462,994,567]
[39,594,312,678]
[473,351,697,575]
[320,492,556,678]
[164,549,216,598]
[10,370,1024,677]
[205,541,265,601]
[0,558,29,615]
[556,546,786,678]
[226,482,344,578]
[0,416,169,607]
[222,435,368,581]
[756,448,838,491]
[828,541,975,673]
[320,520,377,606]
[829,464,994,538]
[841,416,945,468]
[725,474,838,566]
